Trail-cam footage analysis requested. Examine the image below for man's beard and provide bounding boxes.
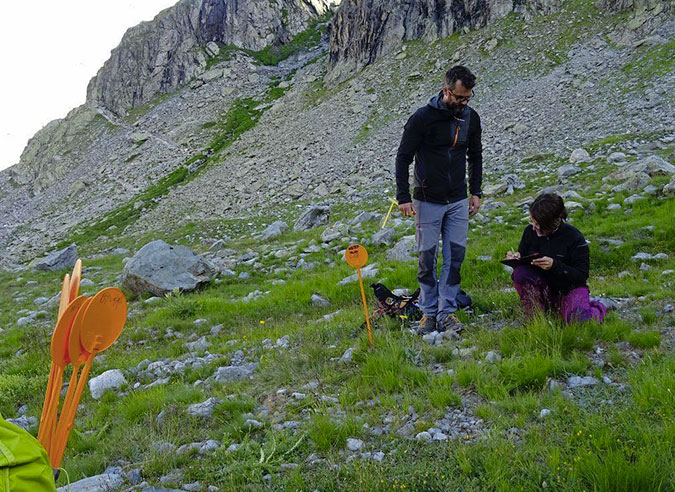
[447,103,464,116]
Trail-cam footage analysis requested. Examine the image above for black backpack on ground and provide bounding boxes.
[370,283,472,323]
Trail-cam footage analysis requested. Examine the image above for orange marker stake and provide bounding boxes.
[52,288,127,468]
[345,244,373,347]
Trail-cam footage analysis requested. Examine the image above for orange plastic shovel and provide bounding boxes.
[51,288,127,468]
[49,296,92,462]
[37,296,88,449]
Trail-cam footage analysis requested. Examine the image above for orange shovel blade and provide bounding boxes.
[69,259,82,303]
[57,274,71,320]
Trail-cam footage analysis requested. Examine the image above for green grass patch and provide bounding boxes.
[627,330,661,349]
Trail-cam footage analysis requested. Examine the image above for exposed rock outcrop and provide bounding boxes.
[7,106,109,192]
[86,0,338,116]
[328,0,562,79]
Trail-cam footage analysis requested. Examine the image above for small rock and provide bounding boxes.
[569,148,591,163]
[558,164,581,178]
[213,363,258,383]
[632,252,653,262]
[340,347,354,363]
[623,194,645,205]
[567,376,599,388]
[184,336,210,353]
[485,351,501,364]
[187,397,223,418]
[608,152,626,163]
[311,294,330,307]
[244,419,264,429]
[33,244,78,272]
[89,370,127,400]
[6,416,38,431]
[346,438,364,451]
[415,431,432,441]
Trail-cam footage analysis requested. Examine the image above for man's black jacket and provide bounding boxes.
[395,92,482,204]
[518,222,590,293]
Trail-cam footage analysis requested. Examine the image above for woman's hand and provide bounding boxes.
[506,251,521,260]
[531,256,554,270]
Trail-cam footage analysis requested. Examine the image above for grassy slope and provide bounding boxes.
[1,136,673,491]
[1,2,674,491]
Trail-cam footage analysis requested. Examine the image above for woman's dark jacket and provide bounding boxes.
[518,222,590,293]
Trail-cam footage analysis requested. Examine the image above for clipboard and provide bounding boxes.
[499,253,543,268]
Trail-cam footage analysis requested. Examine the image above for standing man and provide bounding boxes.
[395,66,483,334]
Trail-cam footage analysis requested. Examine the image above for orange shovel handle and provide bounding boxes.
[49,364,81,461]
[52,356,93,468]
[40,369,63,452]
[37,363,57,443]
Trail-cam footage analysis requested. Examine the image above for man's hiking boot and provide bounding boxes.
[437,313,464,335]
[418,315,437,334]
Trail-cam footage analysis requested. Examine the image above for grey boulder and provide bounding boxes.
[569,148,591,163]
[386,235,417,262]
[32,244,78,271]
[262,221,289,240]
[609,155,675,181]
[57,473,124,492]
[371,228,395,246]
[122,240,217,296]
[294,205,330,231]
[213,362,258,383]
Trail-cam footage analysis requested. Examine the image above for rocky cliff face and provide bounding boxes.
[86,0,338,116]
[7,106,110,192]
[327,0,564,78]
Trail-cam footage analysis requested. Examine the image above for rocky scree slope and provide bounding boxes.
[0,0,673,266]
[5,0,337,193]
[131,2,674,236]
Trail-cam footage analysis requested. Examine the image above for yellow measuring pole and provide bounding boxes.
[381,198,398,229]
[345,244,373,347]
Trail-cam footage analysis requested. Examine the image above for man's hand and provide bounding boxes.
[469,195,481,216]
[531,256,554,270]
[506,251,521,260]
[399,202,416,217]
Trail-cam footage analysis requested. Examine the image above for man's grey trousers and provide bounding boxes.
[413,198,468,319]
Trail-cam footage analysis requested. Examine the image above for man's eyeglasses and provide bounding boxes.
[445,87,474,102]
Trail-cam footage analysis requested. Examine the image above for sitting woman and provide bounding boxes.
[506,193,606,323]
